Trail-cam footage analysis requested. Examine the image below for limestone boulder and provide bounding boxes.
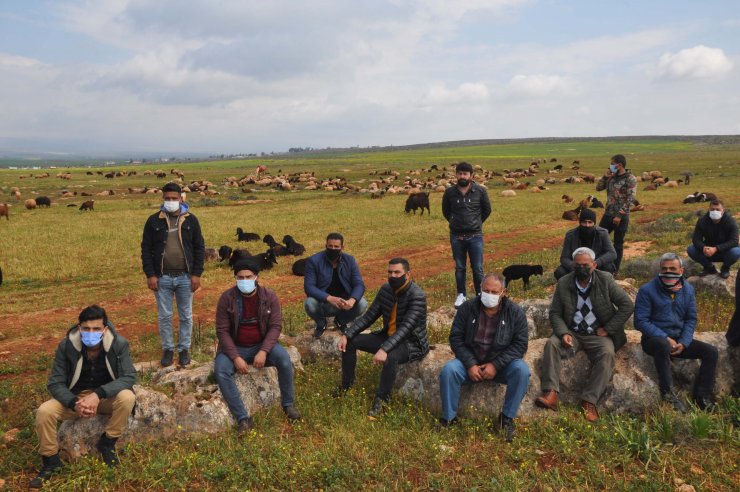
[286,330,343,361]
[687,272,736,298]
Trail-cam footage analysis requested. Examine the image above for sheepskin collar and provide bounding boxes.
[67,322,116,352]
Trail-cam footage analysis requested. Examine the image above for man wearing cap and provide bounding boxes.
[596,154,637,274]
[214,259,301,433]
[442,162,492,308]
[535,247,634,422]
[555,208,617,280]
[141,182,205,367]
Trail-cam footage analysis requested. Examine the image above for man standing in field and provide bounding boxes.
[30,305,136,488]
[595,154,637,275]
[336,258,428,416]
[304,232,368,338]
[687,199,739,279]
[141,182,205,367]
[442,162,492,308]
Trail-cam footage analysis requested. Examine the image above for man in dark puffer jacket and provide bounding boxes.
[337,257,428,416]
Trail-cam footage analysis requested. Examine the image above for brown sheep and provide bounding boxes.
[79,200,95,211]
[643,183,660,191]
[562,204,583,221]
[561,194,574,204]
[579,196,593,208]
[0,203,9,220]
[513,182,530,190]
[24,199,37,210]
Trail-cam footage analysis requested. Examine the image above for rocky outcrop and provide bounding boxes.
[57,347,302,459]
[687,272,736,298]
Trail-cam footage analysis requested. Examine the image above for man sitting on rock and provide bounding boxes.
[215,259,301,434]
[438,273,530,442]
[30,305,136,489]
[634,252,718,412]
[687,199,739,279]
[535,247,634,422]
[555,208,617,280]
[336,257,428,417]
[304,232,368,338]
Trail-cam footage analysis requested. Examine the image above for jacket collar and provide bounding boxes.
[67,322,116,352]
[157,210,191,220]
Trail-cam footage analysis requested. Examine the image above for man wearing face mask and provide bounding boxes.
[442,162,492,308]
[439,273,530,442]
[595,154,637,274]
[687,199,739,279]
[635,253,718,411]
[535,247,634,422]
[304,232,368,338]
[336,258,428,417]
[555,208,617,280]
[141,182,205,367]
[30,305,136,488]
[214,259,301,433]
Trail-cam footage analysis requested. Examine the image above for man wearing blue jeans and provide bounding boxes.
[214,259,300,433]
[304,232,368,338]
[439,273,530,442]
[442,162,491,308]
[687,199,739,279]
[141,182,204,367]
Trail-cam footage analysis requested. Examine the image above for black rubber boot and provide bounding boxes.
[28,453,63,489]
[96,433,120,467]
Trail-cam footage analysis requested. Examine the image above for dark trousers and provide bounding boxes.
[342,333,410,400]
[641,336,718,398]
[599,214,629,273]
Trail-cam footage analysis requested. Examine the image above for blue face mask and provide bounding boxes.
[81,331,103,347]
[237,279,257,294]
[609,164,618,173]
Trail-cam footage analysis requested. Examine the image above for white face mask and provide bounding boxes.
[709,210,723,221]
[163,200,180,213]
[481,292,501,308]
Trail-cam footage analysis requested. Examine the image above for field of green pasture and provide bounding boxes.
[0,138,739,489]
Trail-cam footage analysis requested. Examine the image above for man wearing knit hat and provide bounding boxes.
[554,208,617,279]
[214,258,301,433]
[442,162,492,308]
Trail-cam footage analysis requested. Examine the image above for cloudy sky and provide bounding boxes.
[1,0,739,155]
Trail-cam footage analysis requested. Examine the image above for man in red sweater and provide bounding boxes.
[214,259,301,433]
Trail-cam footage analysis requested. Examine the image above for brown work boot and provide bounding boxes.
[534,390,558,410]
[581,400,599,422]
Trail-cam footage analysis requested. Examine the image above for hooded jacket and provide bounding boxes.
[691,210,739,252]
[634,277,697,348]
[141,203,205,278]
[216,285,282,360]
[442,183,492,235]
[47,323,136,409]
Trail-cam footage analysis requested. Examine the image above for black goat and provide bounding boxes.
[35,196,51,208]
[236,228,261,242]
[241,249,278,271]
[263,234,289,256]
[292,258,307,276]
[405,192,430,215]
[218,245,233,262]
[502,264,544,290]
[228,248,252,268]
[282,235,306,256]
[588,195,604,208]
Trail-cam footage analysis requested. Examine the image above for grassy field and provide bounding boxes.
[0,138,739,489]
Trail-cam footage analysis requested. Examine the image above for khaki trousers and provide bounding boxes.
[35,389,135,457]
[540,333,615,405]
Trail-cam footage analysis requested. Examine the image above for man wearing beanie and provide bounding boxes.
[442,162,492,308]
[214,259,301,433]
[555,208,617,280]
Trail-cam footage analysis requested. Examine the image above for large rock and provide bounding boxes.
[687,272,736,298]
[394,331,736,419]
[286,330,343,361]
[57,347,302,459]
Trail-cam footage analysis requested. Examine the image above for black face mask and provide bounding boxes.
[388,275,407,291]
[578,225,596,242]
[457,178,470,187]
[325,248,341,261]
[574,265,591,281]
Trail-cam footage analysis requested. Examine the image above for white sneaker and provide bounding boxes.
[454,293,466,308]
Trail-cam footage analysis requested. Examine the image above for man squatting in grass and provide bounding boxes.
[442,162,492,308]
[336,257,429,416]
[439,272,530,442]
[30,305,136,489]
[214,259,301,433]
[141,181,205,368]
[304,232,368,338]
[687,198,740,279]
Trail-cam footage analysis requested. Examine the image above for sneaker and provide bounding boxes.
[283,405,302,421]
[28,454,63,489]
[719,268,731,279]
[313,321,327,339]
[368,397,386,417]
[700,267,718,277]
[498,412,516,443]
[160,349,174,367]
[331,385,351,398]
[662,391,687,413]
[96,433,120,467]
[178,349,191,367]
[454,293,466,308]
[237,417,254,434]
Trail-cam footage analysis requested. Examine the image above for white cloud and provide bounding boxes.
[424,82,490,105]
[0,53,44,69]
[654,45,733,80]
[507,74,579,98]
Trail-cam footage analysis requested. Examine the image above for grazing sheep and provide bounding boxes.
[553,164,563,171]
[24,199,37,210]
[79,200,95,211]
[562,204,583,221]
[561,194,574,204]
[500,190,517,197]
[204,248,219,261]
[589,196,604,208]
[282,235,306,256]
[643,182,660,191]
[292,258,307,276]
[263,235,289,256]
[0,203,9,220]
[218,245,234,262]
[35,196,51,208]
[404,192,430,215]
[502,264,544,290]
[235,228,260,242]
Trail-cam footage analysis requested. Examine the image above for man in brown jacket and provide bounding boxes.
[214,259,300,433]
[534,247,634,422]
